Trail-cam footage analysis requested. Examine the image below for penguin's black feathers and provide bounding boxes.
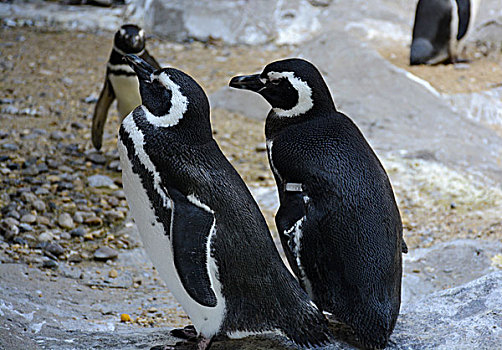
[119,56,334,348]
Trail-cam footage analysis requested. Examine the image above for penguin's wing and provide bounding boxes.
[275,191,307,282]
[168,185,218,307]
[456,0,471,40]
[140,50,161,70]
[92,77,115,150]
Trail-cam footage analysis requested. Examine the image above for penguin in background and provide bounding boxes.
[118,55,334,350]
[92,24,160,151]
[410,0,482,65]
[230,58,407,349]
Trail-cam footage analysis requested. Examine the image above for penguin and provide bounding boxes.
[229,58,407,349]
[410,0,481,65]
[117,55,334,350]
[92,24,160,150]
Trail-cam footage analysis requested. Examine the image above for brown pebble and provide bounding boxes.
[85,216,103,226]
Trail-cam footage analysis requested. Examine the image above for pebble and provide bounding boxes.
[87,175,115,188]
[255,142,267,152]
[58,213,74,229]
[35,187,50,195]
[19,223,34,232]
[86,153,107,165]
[42,258,59,269]
[7,210,20,220]
[108,268,118,278]
[20,192,37,203]
[112,190,126,199]
[20,213,37,224]
[73,212,84,224]
[32,200,46,212]
[36,216,51,226]
[85,216,103,226]
[2,143,19,151]
[93,246,118,261]
[107,160,121,172]
[70,227,86,237]
[38,231,54,242]
[45,242,65,256]
[50,131,65,141]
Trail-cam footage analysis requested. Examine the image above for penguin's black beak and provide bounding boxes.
[124,54,155,81]
[229,74,265,92]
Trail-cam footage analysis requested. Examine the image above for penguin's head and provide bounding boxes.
[114,24,146,54]
[124,54,211,137]
[229,58,334,118]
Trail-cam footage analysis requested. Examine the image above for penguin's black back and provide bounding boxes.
[266,110,403,348]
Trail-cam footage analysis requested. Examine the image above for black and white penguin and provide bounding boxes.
[117,55,334,349]
[92,24,160,150]
[229,58,407,349]
[410,0,481,65]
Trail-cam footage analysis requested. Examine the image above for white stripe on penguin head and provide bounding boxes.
[268,71,313,117]
[144,71,189,128]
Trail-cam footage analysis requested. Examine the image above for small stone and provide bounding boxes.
[35,187,50,195]
[44,242,64,256]
[70,227,86,237]
[108,269,118,278]
[87,175,116,188]
[36,216,51,226]
[19,223,34,232]
[58,213,74,229]
[67,252,82,263]
[112,190,126,199]
[60,231,71,240]
[255,142,267,152]
[85,216,103,226]
[71,122,85,130]
[38,232,54,242]
[73,212,84,224]
[20,192,37,203]
[120,313,131,322]
[147,307,158,313]
[42,258,58,269]
[2,143,19,151]
[32,200,46,212]
[86,153,107,165]
[93,246,118,261]
[50,131,65,141]
[20,213,37,224]
[107,160,121,172]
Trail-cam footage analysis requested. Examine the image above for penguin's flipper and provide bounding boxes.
[275,191,307,281]
[141,50,161,70]
[92,78,115,151]
[169,187,218,308]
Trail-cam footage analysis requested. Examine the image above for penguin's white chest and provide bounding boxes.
[117,127,226,338]
[109,74,141,118]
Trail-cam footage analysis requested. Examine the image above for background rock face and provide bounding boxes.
[0,0,501,349]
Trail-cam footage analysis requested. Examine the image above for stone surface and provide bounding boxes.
[210,87,271,120]
[87,174,116,188]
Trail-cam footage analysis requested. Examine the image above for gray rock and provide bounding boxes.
[57,212,74,229]
[93,246,118,261]
[20,192,37,203]
[210,87,270,120]
[49,131,65,141]
[87,174,116,188]
[392,271,502,349]
[19,223,33,232]
[86,153,107,165]
[32,199,46,212]
[38,231,53,242]
[20,213,37,224]
[402,239,502,305]
[70,227,86,237]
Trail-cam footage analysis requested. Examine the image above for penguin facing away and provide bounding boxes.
[92,24,160,151]
[229,58,407,349]
[410,0,481,65]
[117,55,334,350]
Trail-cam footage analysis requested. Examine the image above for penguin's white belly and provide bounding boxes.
[110,75,142,118]
[117,139,226,337]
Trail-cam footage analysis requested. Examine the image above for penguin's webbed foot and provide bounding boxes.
[170,324,198,340]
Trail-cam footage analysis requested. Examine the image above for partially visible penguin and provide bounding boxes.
[118,55,334,349]
[410,0,481,65]
[92,24,160,150]
[229,58,407,349]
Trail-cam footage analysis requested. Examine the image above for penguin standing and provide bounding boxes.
[410,0,481,65]
[118,55,334,349]
[92,24,160,150]
[230,58,407,349]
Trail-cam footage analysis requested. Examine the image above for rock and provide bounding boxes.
[38,242,64,256]
[49,131,65,141]
[32,200,46,212]
[402,239,502,305]
[84,216,103,226]
[20,192,37,204]
[6,210,20,220]
[392,271,502,348]
[70,227,86,237]
[87,174,116,188]
[36,216,51,226]
[255,143,267,152]
[73,212,84,224]
[42,258,58,269]
[93,246,118,261]
[20,213,37,224]
[86,153,107,165]
[38,231,53,242]
[112,190,126,199]
[19,223,34,232]
[107,160,121,171]
[210,87,270,120]
[57,213,74,229]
